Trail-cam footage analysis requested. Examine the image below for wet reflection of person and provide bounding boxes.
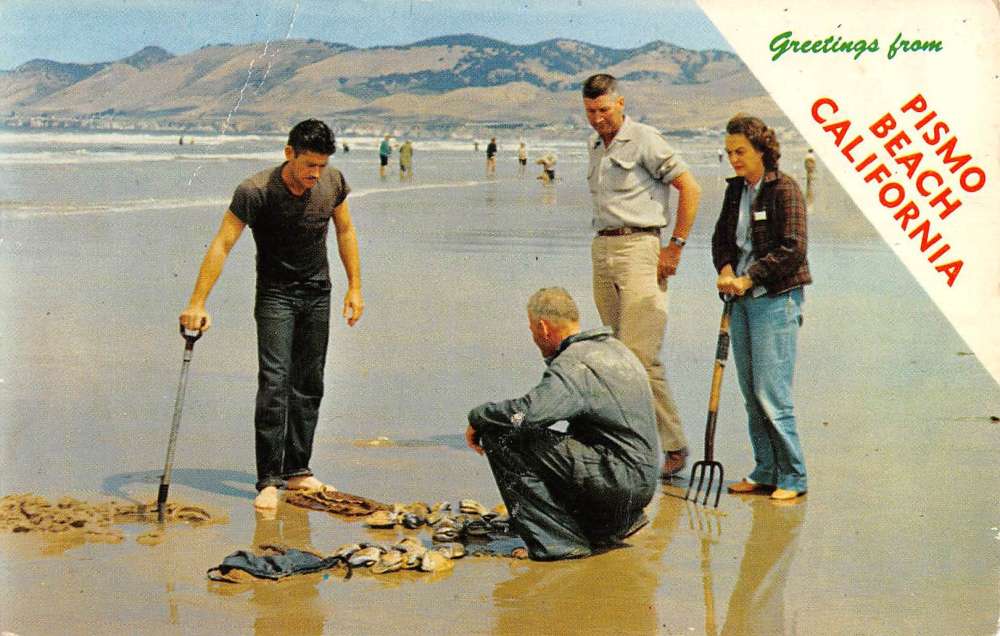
[491,496,684,635]
[250,505,325,636]
[721,498,806,635]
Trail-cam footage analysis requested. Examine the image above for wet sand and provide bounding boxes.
[1,144,999,634]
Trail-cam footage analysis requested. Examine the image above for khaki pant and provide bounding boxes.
[591,233,686,452]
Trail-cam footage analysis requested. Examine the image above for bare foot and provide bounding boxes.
[511,547,529,560]
[254,486,280,510]
[285,476,335,492]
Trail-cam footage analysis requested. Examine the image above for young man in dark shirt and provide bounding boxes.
[179,119,363,510]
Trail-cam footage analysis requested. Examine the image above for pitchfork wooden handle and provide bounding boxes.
[703,302,732,461]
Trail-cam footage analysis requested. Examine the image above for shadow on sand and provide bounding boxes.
[101,468,257,503]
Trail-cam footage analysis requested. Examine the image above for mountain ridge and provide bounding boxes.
[1,36,784,133]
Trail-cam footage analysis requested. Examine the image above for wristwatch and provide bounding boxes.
[669,235,687,248]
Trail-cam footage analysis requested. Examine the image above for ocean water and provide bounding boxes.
[1,129,998,634]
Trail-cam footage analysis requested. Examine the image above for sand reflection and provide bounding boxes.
[721,498,806,635]
[491,495,684,634]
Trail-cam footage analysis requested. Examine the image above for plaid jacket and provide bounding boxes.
[711,170,811,295]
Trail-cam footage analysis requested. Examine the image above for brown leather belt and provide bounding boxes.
[596,226,661,237]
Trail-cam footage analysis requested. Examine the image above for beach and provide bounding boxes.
[1,130,998,634]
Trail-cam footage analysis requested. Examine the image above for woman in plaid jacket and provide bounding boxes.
[712,114,811,502]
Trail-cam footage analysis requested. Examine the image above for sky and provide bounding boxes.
[0,0,731,69]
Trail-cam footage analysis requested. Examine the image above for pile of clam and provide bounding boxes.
[336,499,514,575]
[337,536,467,574]
[362,499,510,539]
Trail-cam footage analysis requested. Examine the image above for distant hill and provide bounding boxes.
[1,46,174,107]
[0,36,786,133]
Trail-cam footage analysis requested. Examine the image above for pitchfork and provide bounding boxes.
[685,300,732,508]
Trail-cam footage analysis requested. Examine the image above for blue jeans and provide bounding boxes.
[253,285,330,491]
[729,288,807,492]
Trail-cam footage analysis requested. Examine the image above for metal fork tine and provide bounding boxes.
[684,467,698,501]
[702,467,714,506]
[713,464,724,508]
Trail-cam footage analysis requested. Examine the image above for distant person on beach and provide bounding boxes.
[535,151,557,183]
[343,142,350,153]
[518,142,528,176]
[399,140,413,180]
[466,287,659,560]
[486,137,497,176]
[379,134,392,178]
[804,148,817,207]
[713,114,810,501]
[179,119,364,511]
[582,73,701,479]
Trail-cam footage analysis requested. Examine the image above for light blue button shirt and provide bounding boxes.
[736,178,767,298]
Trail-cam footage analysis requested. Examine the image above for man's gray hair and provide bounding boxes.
[527,287,580,323]
[582,73,618,99]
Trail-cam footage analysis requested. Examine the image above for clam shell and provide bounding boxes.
[363,510,398,529]
[403,502,430,517]
[371,550,404,574]
[459,499,489,516]
[426,502,452,526]
[435,542,466,559]
[347,546,381,567]
[419,550,454,572]
[395,537,424,553]
[333,543,362,559]
[432,526,461,542]
[403,550,424,569]
[464,518,491,536]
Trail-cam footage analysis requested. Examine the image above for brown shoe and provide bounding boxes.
[727,479,775,494]
[660,447,688,479]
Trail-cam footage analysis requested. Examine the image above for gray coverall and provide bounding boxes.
[468,327,661,560]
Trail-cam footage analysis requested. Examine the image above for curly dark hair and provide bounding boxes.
[287,119,336,156]
[726,114,780,171]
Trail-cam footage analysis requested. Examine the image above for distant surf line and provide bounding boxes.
[1,180,491,219]
[0,151,281,165]
[350,179,492,199]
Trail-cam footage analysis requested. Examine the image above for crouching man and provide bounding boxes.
[465,287,660,560]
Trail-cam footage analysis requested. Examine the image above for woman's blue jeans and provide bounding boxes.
[728,287,807,492]
[253,285,330,491]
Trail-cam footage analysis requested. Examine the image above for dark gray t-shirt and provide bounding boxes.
[229,164,350,289]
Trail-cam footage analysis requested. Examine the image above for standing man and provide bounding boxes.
[486,137,498,176]
[517,141,528,176]
[378,134,392,178]
[179,119,364,511]
[582,73,702,479]
[803,148,817,208]
[466,288,659,560]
